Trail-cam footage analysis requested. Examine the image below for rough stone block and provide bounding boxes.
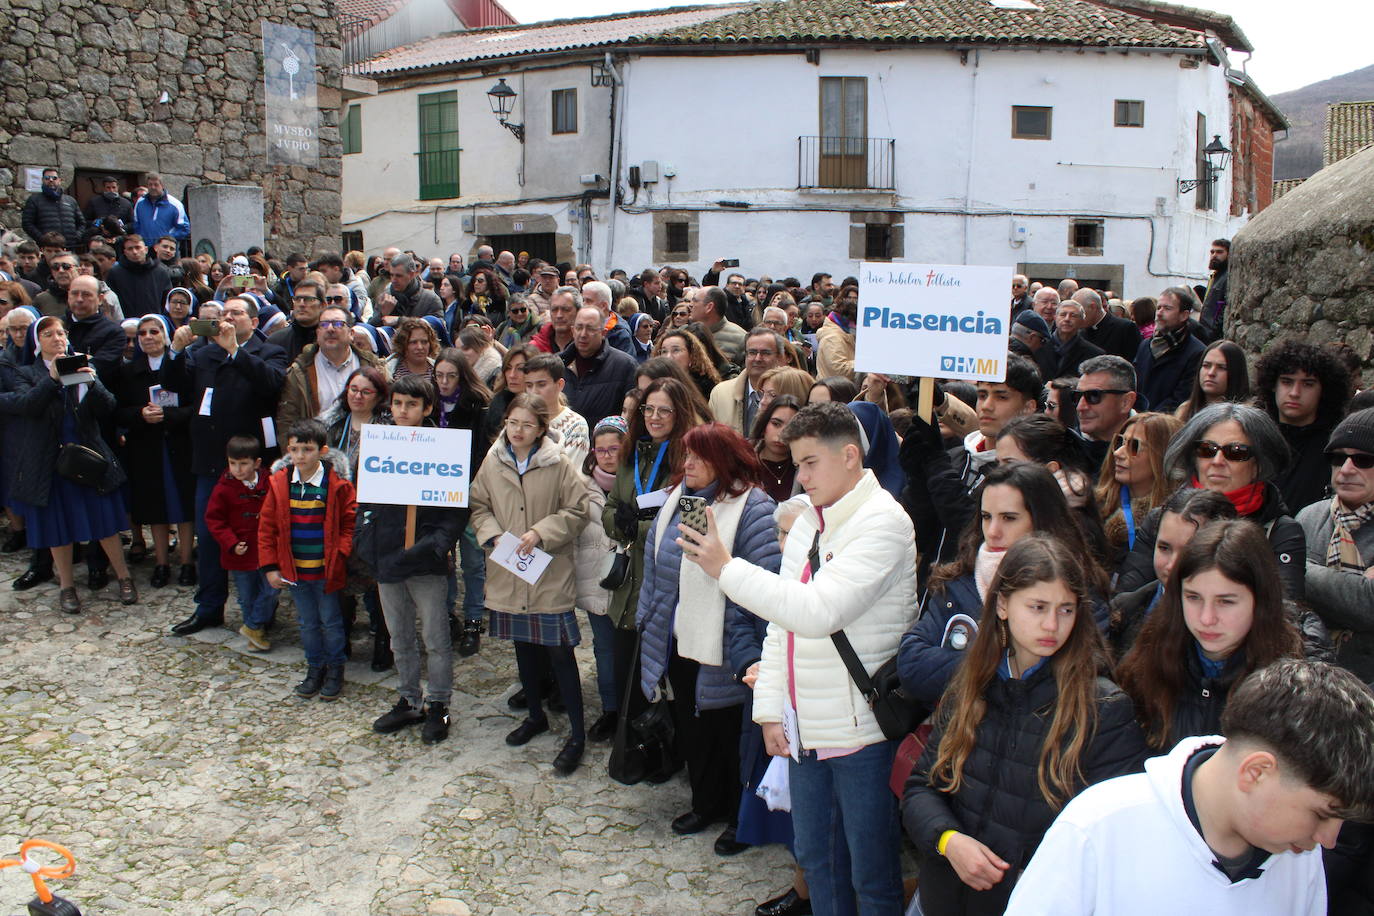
[8,136,57,165]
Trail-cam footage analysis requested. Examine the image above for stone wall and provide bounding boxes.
[1230,144,1374,387]
[0,0,343,255]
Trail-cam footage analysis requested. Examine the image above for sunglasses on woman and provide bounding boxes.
[1112,434,1145,456]
[1193,440,1253,462]
[1326,450,1374,469]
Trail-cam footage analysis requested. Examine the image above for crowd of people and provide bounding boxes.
[2,196,1373,916]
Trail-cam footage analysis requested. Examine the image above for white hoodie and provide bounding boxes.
[1004,736,1325,916]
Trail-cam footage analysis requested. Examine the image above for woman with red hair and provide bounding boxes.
[636,422,781,854]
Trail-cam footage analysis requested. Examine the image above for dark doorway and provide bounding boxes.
[484,232,556,264]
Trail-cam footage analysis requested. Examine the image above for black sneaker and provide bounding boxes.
[421,703,450,744]
[294,666,325,699]
[587,711,619,742]
[373,698,424,734]
[457,619,483,658]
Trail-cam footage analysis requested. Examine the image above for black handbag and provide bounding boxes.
[804,531,926,741]
[56,442,109,489]
[598,546,631,590]
[608,630,680,786]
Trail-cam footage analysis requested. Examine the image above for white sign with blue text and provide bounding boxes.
[355,424,472,508]
[854,262,1012,382]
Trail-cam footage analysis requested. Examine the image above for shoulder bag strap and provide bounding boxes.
[807,529,879,705]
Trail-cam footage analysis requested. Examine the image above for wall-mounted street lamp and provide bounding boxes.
[1178,135,1231,194]
[486,78,524,143]
[589,60,614,87]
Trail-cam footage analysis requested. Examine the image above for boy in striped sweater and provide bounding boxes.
[260,419,357,700]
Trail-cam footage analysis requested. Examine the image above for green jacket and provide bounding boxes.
[601,437,675,629]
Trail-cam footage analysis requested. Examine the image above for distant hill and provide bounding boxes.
[1272,63,1374,179]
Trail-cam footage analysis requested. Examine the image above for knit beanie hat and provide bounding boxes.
[593,415,629,438]
[1327,407,1374,456]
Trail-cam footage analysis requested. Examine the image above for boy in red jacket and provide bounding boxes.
[259,418,357,701]
[204,435,277,652]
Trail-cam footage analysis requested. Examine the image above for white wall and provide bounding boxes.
[342,44,1250,296]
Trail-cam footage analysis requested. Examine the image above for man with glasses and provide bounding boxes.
[531,286,580,354]
[1010,274,1032,317]
[1134,286,1206,413]
[104,233,172,318]
[269,278,329,361]
[560,305,639,428]
[313,252,371,322]
[277,304,382,431]
[22,167,85,251]
[370,253,442,329]
[1298,407,1374,681]
[32,252,80,319]
[1074,356,1139,467]
[581,280,635,356]
[1052,300,1104,378]
[271,253,310,306]
[710,327,785,435]
[164,295,288,636]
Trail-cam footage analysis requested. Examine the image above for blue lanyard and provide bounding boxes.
[336,414,351,450]
[633,439,669,497]
[1120,485,1135,551]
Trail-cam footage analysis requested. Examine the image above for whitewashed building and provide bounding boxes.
[340,0,1285,295]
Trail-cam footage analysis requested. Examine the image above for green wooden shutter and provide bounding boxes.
[418,91,460,200]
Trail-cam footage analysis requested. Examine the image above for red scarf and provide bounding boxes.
[1192,478,1265,516]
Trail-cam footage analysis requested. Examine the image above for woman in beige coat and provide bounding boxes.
[470,392,591,774]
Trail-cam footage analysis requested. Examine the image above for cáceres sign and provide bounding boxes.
[355,424,472,507]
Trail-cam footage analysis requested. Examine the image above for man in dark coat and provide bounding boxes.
[560,306,639,429]
[64,276,125,383]
[30,251,80,319]
[1009,274,1032,318]
[162,295,287,636]
[369,254,442,327]
[1134,287,1206,413]
[83,176,135,244]
[104,234,171,318]
[1077,288,1141,362]
[1051,300,1105,378]
[21,168,85,251]
[1198,238,1229,343]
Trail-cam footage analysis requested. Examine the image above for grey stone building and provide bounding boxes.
[1231,143,1374,386]
[0,0,346,255]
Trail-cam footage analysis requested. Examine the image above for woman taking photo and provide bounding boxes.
[898,462,1110,710]
[603,378,701,734]
[1117,402,1306,599]
[116,313,195,588]
[1117,520,1306,749]
[749,394,802,502]
[470,393,591,773]
[1175,340,1250,423]
[655,330,721,402]
[903,535,1146,915]
[386,316,439,381]
[1093,412,1182,565]
[8,316,136,613]
[637,423,780,853]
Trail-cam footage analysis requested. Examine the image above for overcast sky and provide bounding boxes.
[497,0,1370,95]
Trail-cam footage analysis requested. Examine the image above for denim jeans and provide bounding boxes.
[379,576,453,706]
[231,569,278,631]
[457,524,485,622]
[193,474,228,621]
[789,740,903,916]
[586,611,619,713]
[290,580,346,667]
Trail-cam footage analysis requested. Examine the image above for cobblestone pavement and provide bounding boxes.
[0,546,793,915]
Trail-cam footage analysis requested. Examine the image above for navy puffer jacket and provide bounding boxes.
[637,485,779,712]
[902,664,1148,916]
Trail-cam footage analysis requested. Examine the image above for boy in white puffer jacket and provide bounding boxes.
[678,401,916,916]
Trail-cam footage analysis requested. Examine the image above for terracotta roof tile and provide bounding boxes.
[359,0,1209,76]
[1324,101,1374,167]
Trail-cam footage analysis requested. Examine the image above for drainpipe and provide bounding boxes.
[962,49,980,265]
[603,53,624,275]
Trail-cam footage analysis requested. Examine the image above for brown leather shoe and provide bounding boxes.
[59,587,81,615]
[118,577,138,606]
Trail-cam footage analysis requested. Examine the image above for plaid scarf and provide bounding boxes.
[1327,496,1374,573]
[1149,322,1191,360]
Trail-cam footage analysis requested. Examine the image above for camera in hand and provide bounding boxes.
[189,319,219,337]
[720,258,740,268]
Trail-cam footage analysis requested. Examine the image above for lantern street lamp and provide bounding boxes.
[486,78,524,143]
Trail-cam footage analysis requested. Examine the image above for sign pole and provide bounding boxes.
[917,377,936,424]
[404,505,417,550]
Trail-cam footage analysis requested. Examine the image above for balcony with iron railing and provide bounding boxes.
[340,13,375,76]
[797,136,896,191]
